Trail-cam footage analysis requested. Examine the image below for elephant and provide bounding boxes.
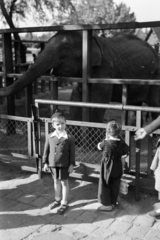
[0,31,160,123]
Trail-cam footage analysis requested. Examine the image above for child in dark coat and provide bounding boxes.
[97,120,129,211]
[43,111,75,214]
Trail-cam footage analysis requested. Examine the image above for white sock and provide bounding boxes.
[61,200,68,205]
[55,197,61,202]
[156,208,160,213]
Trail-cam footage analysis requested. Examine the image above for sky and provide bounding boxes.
[114,0,160,22]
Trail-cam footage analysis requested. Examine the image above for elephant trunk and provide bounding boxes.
[0,42,59,97]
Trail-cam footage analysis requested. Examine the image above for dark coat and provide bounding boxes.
[98,138,129,183]
[43,133,75,167]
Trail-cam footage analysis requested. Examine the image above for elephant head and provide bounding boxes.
[0,31,102,97]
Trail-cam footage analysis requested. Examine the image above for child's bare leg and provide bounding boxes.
[61,179,69,205]
[54,179,61,202]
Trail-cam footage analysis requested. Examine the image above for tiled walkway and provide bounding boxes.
[0,159,160,240]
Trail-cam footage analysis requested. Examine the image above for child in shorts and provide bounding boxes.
[43,111,75,214]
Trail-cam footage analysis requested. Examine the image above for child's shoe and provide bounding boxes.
[98,205,113,211]
[56,204,69,215]
[49,200,61,210]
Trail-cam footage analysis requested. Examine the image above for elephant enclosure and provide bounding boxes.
[1,22,160,198]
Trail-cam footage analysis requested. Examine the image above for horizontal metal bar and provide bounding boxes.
[4,73,160,85]
[13,39,46,43]
[0,21,160,33]
[122,105,160,112]
[35,99,160,113]
[35,99,123,110]
[89,78,160,85]
[0,114,32,122]
[40,118,141,131]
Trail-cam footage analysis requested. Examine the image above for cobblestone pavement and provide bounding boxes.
[1,159,160,240]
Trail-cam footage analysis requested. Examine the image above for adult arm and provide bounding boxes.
[135,115,160,140]
[144,115,160,134]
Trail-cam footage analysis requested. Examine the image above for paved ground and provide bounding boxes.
[1,159,160,240]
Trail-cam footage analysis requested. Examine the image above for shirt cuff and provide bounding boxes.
[97,143,102,150]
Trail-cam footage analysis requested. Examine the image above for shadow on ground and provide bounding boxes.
[0,160,159,231]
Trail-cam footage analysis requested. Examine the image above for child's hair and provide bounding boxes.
[51,111,66,122]
[106,120,122,137]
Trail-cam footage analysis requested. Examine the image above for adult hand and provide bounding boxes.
[134,128,147,140]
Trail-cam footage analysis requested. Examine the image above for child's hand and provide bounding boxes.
[43,163,49,172]
[68,164,73,173]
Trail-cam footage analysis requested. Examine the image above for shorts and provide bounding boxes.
[50,167,69,180]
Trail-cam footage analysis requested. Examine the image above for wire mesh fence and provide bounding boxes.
[0,115,31,156]
[0,114,159,175]
[42,121,129,165]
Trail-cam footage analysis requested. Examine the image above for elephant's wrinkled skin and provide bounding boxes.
[0,31,159,122]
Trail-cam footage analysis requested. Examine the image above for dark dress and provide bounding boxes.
[98,138,129,206]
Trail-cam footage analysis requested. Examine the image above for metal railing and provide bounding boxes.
[34,99,160,200]
[1,99,160,200]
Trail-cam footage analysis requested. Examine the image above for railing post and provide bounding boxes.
[124,130,131,172]
[27,120,32,157]
[2,33,15,116]
[82,30,92,121]
[50,76,58,114]
[2,33,16,135]
[135,110,141,200]
[31,103,42,178]
[121,84,128,125]
[147,135,153,177]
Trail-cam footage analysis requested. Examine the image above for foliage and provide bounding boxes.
[0,0,136,39]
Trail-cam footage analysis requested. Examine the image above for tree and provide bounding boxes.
[0,0,59,63]
[51,0,136,36]
[0,0,136,34]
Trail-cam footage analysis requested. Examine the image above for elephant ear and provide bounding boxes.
[91,37,102,66]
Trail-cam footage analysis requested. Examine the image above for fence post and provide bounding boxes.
[50,76,58,114]
[2,33,15,116]
[82,30,92,121]
[31,103,42,178]
[124,130,131,172]
[135,110,141,200]
[2,33,16,135]
[147,135,153,176]
[121,84,128,125]
[27,120,32,157]
[0,64,3,104]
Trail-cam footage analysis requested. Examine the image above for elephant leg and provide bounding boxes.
[128,102,145,126]
[70,83,82,121]
[90,84,113,123]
